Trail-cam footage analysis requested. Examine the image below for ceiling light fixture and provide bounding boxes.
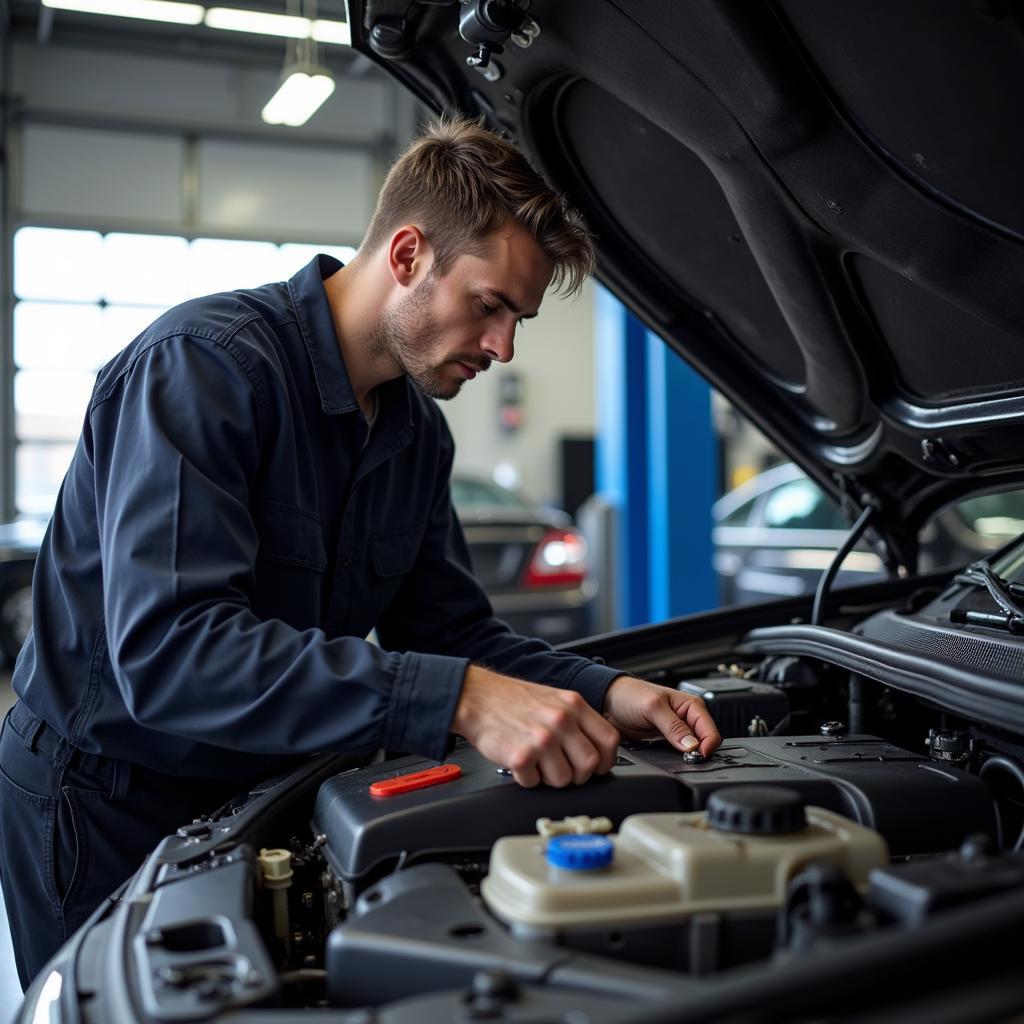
[204,6,309,37]
[41,0,203,25]
[261,64,336,125]
[260,0,335,127]
[42,0,350,43]
[203,9,350,42]
[311,18,350,45]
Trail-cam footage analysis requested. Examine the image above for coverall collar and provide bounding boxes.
[288,255,415,431]
[288,254,360,416]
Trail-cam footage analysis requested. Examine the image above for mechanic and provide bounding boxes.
[0,117,721,988]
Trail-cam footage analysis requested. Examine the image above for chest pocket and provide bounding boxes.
[255,502,327,572]
[371,523,426,578]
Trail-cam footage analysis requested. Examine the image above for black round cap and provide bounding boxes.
[706,786,807,835]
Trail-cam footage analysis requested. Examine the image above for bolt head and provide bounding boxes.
[959,833,996,862]
[472,969,518,999]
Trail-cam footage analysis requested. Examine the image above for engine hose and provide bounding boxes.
[978,755,1024,852]
[811,504,876,627]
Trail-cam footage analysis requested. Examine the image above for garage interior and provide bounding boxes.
[0,2,743,1004]
[3,0,1024,1016]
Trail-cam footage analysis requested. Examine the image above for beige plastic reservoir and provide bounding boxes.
[481,798,888,930]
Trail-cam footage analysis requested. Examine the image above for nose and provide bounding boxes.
[481,322,516,364]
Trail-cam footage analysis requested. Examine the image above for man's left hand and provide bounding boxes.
[603,676,721,757]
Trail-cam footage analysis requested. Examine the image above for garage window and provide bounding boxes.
[12,227,355,514]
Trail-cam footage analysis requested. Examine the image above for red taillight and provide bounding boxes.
[521,529,589,588]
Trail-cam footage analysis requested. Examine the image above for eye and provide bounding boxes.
[478,299,497,316]
[517,317,526,329]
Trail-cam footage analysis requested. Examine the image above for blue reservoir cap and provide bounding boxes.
[546,834,614,871]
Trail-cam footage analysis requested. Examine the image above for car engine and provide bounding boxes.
[98,565,1024,1023]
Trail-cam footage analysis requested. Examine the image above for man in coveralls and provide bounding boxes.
[0,118,721,988]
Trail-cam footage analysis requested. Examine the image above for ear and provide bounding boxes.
[386,225,433,287]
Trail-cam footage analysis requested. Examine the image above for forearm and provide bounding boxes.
[108,602,468,761]
[442,616,624,711]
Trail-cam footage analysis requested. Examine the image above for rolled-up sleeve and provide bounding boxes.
[91,333,468,763]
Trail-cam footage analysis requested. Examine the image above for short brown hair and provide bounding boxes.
[359,116,595,297]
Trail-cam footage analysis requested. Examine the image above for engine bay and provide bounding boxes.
[89,569,1024,1022]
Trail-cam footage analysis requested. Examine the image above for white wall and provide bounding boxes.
[442,280,596,508]
[10,39,403,244]
[19,122,376,242]
[11,41,396,145]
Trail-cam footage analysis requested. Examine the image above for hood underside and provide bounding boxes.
[349,0,1024,570]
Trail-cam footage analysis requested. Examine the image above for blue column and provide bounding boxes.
[595,286,649,627]
[645,330,718,619]
[595,287,717,627]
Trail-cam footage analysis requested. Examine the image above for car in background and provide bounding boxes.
[713,463,1024,604]
[0,478,592,665]
[451,474,594,643]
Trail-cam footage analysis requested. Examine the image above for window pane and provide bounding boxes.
[451,476,527,509]
[16,370,94,442]
[103,233,191,306]
[14,227,105,302]
[762,479,844,531]
[954,490,1024,541]
[719,497,756,527]
[14,302,105,371]
[16,442,76,516]
[279,243,357,275]
[188,239,283,295]
[11,230,371,520]
[103,306,165,364]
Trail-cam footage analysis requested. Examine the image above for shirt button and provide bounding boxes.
[341,558,352,569]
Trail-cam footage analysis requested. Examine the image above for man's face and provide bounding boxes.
[371,221,554,400]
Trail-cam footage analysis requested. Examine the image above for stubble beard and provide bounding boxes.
[368,276,489,401]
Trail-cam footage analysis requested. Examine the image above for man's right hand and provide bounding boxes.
[451,665,620,788]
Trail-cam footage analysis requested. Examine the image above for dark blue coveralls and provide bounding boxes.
[0,256,621,989]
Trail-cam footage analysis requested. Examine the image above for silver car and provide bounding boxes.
[714,463,1024,604]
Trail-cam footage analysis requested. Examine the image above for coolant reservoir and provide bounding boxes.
[481,787,888,930]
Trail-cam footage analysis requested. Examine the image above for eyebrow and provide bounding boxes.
[488,290,539,319]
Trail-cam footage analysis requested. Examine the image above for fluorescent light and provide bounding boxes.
[312,19,350,45]
[42,0,203,24]
[204,9,351,45]
[261,67,335,126]
[41,0,352,42]
[205,6,311,37]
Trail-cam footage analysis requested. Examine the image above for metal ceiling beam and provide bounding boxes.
[7,22,365,72]
[36,2,54,44]
[11,105,399,158]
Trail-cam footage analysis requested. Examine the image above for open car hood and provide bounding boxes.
[347,0,1024,572]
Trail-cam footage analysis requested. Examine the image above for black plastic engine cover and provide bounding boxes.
[313,743,686,883]
[870,844,1024,927]
[314,736,997,881]
[326,863,690,1008]
[627,735,998,856]
[675,676,789,737]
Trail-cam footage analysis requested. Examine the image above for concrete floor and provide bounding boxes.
[1,674,22,1021]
